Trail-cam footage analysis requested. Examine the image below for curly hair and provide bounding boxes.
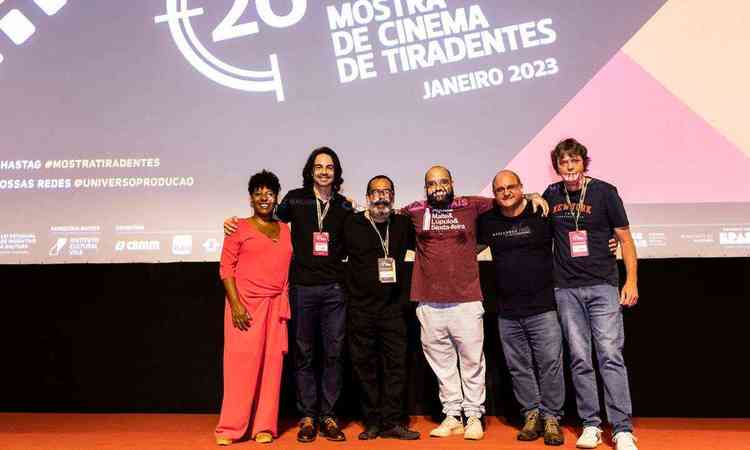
[302,147,344,193]
[550,138,591,174]
[247,169,281,196]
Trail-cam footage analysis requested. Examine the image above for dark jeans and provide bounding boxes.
[498,310,565,420]
[291,283,347,420]
[348,310,408,429]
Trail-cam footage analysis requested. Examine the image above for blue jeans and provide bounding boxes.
[555,284,633,434]
[498,310,564,420]
[291,283,346,420]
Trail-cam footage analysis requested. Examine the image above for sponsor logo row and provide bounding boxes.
[44,236,222,256]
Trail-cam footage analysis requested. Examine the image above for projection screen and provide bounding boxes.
[1,0,748,263]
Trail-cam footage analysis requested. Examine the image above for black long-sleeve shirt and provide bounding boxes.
[276,187,353,286]
[343,211,415,316]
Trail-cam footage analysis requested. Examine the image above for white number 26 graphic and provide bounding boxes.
[213,0,307,42]
[155,0,307,102]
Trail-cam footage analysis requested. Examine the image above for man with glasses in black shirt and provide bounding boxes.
[343,175,420,441]
[477,170,565,446]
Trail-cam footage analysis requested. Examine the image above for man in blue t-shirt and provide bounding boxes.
[543,138,639,450]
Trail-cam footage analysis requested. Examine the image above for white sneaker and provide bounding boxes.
[429,416,464,437]
[576,426,603,448]
[463,416,484,440]
[613,431,638,450]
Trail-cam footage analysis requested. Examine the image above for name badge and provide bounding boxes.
[313,232,329,256]
[378,257,397,283]
[569,230,589,257]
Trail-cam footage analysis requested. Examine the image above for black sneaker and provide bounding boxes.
[379,425,421,440]
[358,424,380,440]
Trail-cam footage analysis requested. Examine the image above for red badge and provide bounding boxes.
[313,232,329,256]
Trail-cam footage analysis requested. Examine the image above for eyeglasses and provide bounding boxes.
[494,184,520,195]
[425,179,451,189]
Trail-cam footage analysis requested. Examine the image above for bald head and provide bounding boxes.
[492,170,522,190]
[425,165,452,185]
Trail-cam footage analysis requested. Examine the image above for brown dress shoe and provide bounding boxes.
[320,417,346,441]
[297,417,317,443]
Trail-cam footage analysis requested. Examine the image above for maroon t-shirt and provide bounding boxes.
[404,196,494,303]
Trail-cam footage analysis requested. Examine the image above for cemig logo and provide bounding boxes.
[172,235,193,255]
[116,240,161,252]
[154,0,308,101]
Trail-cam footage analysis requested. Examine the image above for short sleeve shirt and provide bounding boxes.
[543,178,629,288]
[477,202,556,319]
[404,196,493,302]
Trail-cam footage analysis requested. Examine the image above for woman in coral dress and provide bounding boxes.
[215,170,292,445]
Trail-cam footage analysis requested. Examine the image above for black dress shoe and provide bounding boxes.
[297,417,317,443]
[358,424,380,440]
[379,425,421,440]
[320,417,346,441]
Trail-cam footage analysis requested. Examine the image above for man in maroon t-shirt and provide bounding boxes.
[402,166,545,440]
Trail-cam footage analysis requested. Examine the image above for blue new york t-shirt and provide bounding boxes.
[543,178,629,288]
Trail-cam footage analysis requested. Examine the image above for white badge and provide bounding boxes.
[378,257,397,283]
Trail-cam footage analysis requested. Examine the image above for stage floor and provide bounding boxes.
[1,414,747,449]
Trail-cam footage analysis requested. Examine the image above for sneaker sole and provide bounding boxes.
[517,433,541,441]
[464,434,484,440]
[576,439,602,449]
[429,427,465,437]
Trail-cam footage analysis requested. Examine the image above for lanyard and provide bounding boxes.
[315,195,331,232]
[366,212,390,258]
[563,177,589,231]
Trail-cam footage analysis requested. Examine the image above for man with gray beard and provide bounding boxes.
[342,175,420,441]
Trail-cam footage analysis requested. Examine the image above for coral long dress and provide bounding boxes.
[215,219,292,440]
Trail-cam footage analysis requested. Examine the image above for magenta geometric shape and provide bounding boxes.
[486,51,750,204]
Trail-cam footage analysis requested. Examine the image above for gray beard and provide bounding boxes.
[369,205,391,221]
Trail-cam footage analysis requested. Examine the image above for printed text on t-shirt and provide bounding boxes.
[552,203,592,215]
[425,209,467,232]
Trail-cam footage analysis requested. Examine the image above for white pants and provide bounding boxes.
[416,301,486,417]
